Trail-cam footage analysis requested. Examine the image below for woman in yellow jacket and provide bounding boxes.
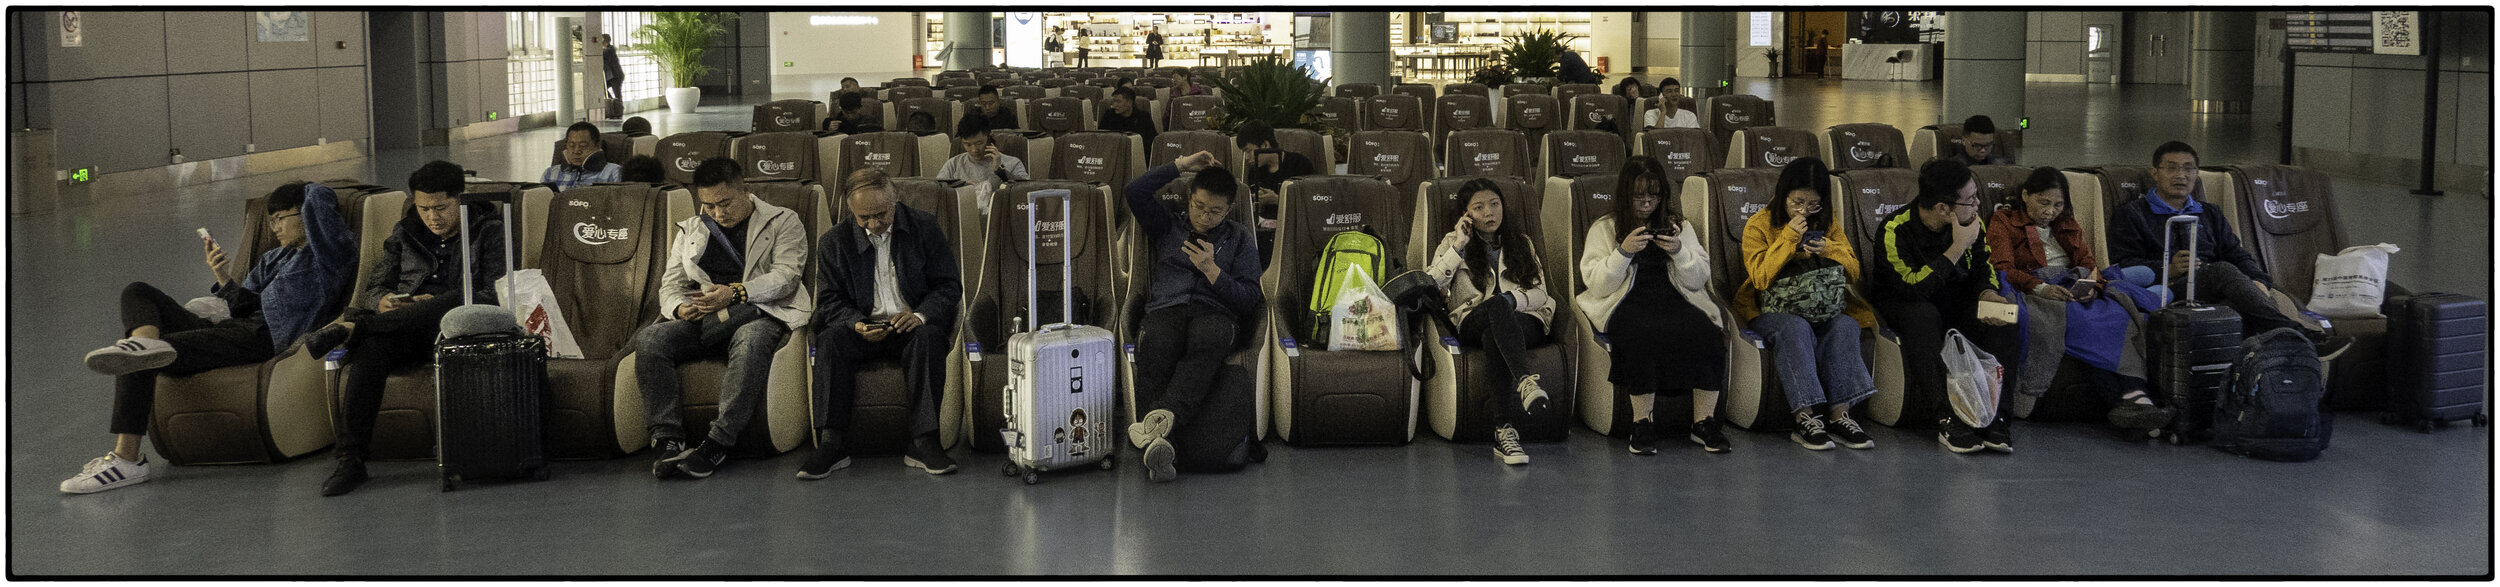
[1733,158,1881,451]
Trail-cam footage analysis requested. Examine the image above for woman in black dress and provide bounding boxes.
[1575,156,1732,455]
[1144,30,1165,69]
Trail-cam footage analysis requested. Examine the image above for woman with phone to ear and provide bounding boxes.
[1985,166,2172,437]
[1577,157,1731,455]
[1426,178,1555,466]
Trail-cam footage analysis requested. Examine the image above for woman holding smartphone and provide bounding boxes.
[1985,166,2171,435]
[1576,157,1731,455]
[1734,157,1881,451]
[1426,178,1555,466]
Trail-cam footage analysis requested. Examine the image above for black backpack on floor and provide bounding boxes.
[2212,328,2331,462]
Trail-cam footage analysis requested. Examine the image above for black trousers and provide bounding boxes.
[110,282,275,435]
[333,295,465,459]
[1875,294,2021,425]
[1133,303,1238,430]
[1456,295,1550,428]
[2183,262,2306,337]
[814,318,951,439]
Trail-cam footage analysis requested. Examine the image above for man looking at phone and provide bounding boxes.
[66,180,355,495]
[1235,121,1314,267]
[299,160,505,496]
[1869,159,2021,455]
[635,157,814,480]
[1121,151,1263,482]
[806,167,963,479]
[936,117,1031,215]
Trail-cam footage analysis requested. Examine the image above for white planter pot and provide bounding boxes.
[665,87,701,114]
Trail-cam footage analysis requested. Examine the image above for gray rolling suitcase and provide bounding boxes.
[435,189,551,491]
[998,188,1120,485]
[2381,292,2491,432]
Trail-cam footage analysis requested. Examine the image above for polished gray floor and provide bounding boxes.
[9,72,2491,577]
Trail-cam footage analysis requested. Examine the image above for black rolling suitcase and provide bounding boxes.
[2148,215,2242,444]
[434,189,551,491]
[2382,292,2491,432]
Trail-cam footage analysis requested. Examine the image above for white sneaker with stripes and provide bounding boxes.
[60,453,151,494]
[84,337,176,376]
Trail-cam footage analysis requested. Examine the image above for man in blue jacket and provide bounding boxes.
[2106,141,2321,342]
[804,167,963,480]
[68,181,356,494]
[1122,151,1263,482]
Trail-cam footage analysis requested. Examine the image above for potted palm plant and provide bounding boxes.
[635,12,735,114]
[1204,56,1327,132]
[1492,29,1579,86]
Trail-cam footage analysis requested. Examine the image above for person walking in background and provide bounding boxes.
[600,34,626,120]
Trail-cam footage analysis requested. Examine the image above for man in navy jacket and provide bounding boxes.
[1122,151,1263,482]
[806,168,963,479]
[2106,141,2315,340]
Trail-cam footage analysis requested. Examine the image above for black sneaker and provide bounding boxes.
[301,323,352,356]
[1980,419,2014,453]
[650,437,688,479]
[1937,418,1984,454]
[1626,419,1661,455]
[673,439,729,478]
[795,432,852,480]
[1493,425,1530,465]
[1791,414,1835,451]
[903,435,958,475]
[320,456,368,497]
[1827,412,1875,450]
[1689,417,1733,454]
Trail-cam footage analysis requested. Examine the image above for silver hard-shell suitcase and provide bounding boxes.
[998,188,1119,484]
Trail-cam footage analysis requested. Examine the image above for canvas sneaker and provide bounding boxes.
[85,338,177,376]
[60,453,151,495]
[1791,413,1835,451]
[1516,375,1551,417]
[1493,425,1530,465]
[1827,412,1875,450]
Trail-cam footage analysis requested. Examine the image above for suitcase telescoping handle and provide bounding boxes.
[456,190,521,310]
[1027,188,1075,332]
[2158,214,2198,308]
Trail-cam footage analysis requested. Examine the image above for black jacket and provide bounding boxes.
[961,106,1019,133]
[1100,108,1158,145]
[360,206,505,310]
[1866,206,1999,304]
[2106,193,2270,286]
[813,202,962,332]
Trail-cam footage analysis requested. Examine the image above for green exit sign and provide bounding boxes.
[783,61,794,67]
[70,167,91,183]
[2019,117,2030,130]
[489,111,500,121]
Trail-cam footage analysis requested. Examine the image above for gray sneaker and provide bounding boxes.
[1128,409,1175,449]
[1142,438,1177,482]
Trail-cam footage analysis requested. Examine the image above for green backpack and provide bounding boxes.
[1308,229,1388,341]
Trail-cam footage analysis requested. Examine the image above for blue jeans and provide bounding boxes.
[633,317,789,447]
[1749,312,1876,413]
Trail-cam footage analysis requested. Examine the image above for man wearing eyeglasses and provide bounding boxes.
[1951,115,2014,167]
[1120,150,1264,483]
[66,180,356,495]
[1870,159,2022,455]
[2106,141,2327,346]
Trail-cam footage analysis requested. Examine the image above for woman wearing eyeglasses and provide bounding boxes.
[1986,166,2172,437]
[1868,159,2021,454]
[1734,157,1882,451]
[1576,157,1731,455]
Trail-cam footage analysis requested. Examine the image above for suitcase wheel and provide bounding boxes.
[1002,462,1023,477]
[441,474,462,492]
[1022,471,1041,485]
[1099,457,1117,471]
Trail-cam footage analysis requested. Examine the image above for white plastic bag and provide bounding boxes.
[495,269,586,359]
[1327,263,1400,352]
[2307,243,2399,319]
[1941,329,2002,428]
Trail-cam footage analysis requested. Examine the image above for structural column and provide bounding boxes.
[1942,12,2026,127]
[1680,12,1730,95]
[1329,12,1391,87]
[945,12,990,70]
[2189,11,2255,113]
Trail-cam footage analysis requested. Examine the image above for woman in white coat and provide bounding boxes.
[1427,178,1555,466]
[1576,157,1731,455]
